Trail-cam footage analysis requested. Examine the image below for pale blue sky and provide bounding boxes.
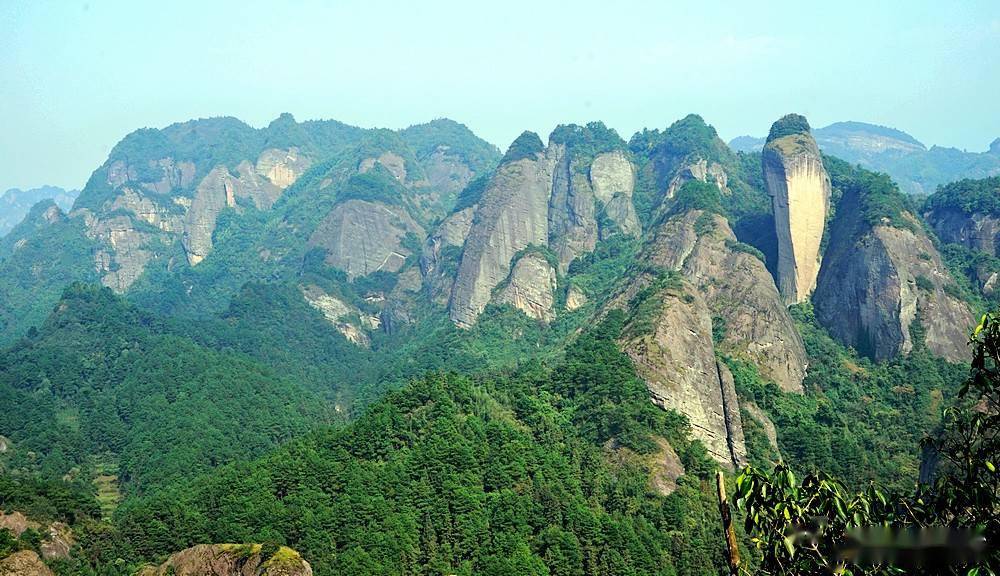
[2,0,998,192]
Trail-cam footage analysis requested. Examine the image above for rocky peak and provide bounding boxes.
[644,209,807,392]
[612,273,748,468]
[763,114,831,304]
[446,126,640,326]
[814,176,974,362]
[138,544,312,576]
[990,138,1000,155]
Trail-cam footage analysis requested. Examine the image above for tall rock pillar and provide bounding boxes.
[762,114,831,304]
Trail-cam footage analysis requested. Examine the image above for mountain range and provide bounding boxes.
[1,111,999,575]
[730,120,1000,195]
[0,186,79,238]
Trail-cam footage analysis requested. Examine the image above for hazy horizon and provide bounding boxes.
[2,0,998,192]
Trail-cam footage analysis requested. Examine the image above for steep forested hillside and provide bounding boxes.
[0,111,994,575]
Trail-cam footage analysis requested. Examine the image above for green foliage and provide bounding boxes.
[825,156,916,231]
[334,167,407,206]
[924,176,1000,217]
[0,284,329,490]
[400,119,501,173]
[732,303,965,492]
[736,312,1000,575]
[672,180,724,216]
[108,359,726,576]
[725,239,766,263]
[452,174,490,212]
[501,131,544,163]
[548,122,627,170]
[765,114,812,142]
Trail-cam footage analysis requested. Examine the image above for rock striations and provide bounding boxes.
[762,115,831,304]
[447,126,639,326]
[814,186,974,362]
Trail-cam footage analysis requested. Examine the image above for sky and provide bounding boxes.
[1,0,999,192]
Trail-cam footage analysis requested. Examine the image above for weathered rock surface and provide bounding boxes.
[421,207,475,306]
[565,284,588,311]
[447,130,639,326]
[926,208,1000,256]
[308,200,424,279]
[618,279,747,467]
[590,151,641,238]
[449,134,556,327]
[0,551,53,576]
[299,285,370,347]
[643,210,807,392]
[815,190,974,362]
[763,116,831,304]
[0,435,8,452]
[648,438,685,496]
[0,511,72,561]
[138,544,312,576]
[665,158,729,200]
[493,252,558,322]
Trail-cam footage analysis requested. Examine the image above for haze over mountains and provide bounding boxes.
[0,186,79,237]
[731,121,1000,195]
[2,108,999,575]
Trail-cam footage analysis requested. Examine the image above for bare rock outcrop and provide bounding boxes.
[447,128,639,326]
[299,285,371,347]
[493,251,558,322]
[0,551,53,576]
[138,544,312,576]
[421,206,475,306]
[308,200,424,280]
[926,208,1000,256]
[590,151,641,238]
[814,189,974,362]
[643,210,807,392]
[763,115,831,304]
[618,280,747,467]
[449,133,556,327]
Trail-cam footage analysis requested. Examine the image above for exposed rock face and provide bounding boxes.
[815,190,974,362]
[763,117,831,304]
[183,167,237,266]
[0,551,53,576]
[449,136,556,327]
[548,143,600,269]
[0,435,8,452]
[255,148,310,193]
[744,402,780,458]
[0,511,33,537]
[619,282,747,467]
[494,252,558,322]
[138,544,312,576]
[421,206,476,306]
[926,208,1000,256]
[0,511,72,561]
[299,285,370,347]
[665,158,729,200]
[565,284,588,311]
[590,151,641,238]
[447,130,639,326]
[308,200,424,279]
[649,438,685,496]
[643,210,807,392]
[360,152,408,183]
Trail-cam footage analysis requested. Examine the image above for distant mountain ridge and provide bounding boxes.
[0,186,78,237]
[730,121,1000,194]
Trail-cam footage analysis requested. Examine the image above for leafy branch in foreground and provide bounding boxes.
[735,313,1000,576]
